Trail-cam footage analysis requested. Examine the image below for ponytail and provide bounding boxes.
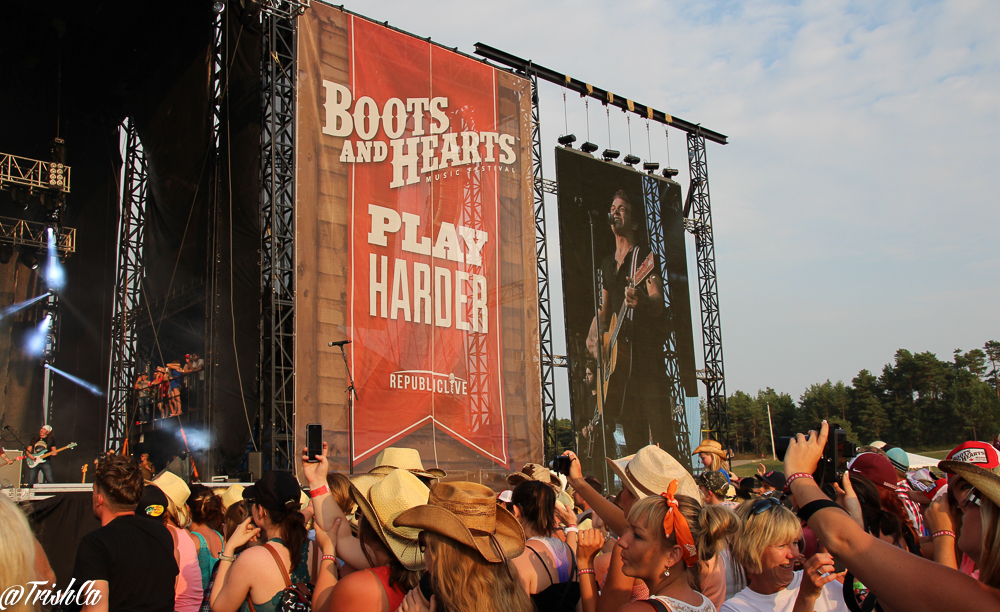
[270,507,308,569]
[511,481,557,536]
[695,504,739,562]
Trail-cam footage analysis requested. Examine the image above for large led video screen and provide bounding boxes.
[556,147,698,476]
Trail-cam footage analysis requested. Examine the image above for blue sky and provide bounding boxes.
[341,0,1000,414]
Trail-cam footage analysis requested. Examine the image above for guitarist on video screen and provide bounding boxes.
[586,190,668,456]
[26,424,58,485]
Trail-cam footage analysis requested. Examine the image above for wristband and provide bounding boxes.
[932,530,956,540]
[309,484,329,498]
[321,555,337,562]
[797,499,843,522]
[578,569,595,577]
[219,553,236,563]
[786,473,814,487]
[563,525,579,534]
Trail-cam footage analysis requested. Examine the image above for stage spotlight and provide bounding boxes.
[580,141,599,154]
[213,0,225,13]
[557,134,577,147]
[602,149,620,161]
[18,249,39,270]
[623,154,641,166]
[45,228,65,291]
[27,313,53,357]
[643,162,660,173]
[0,244,13,265]
[44,363,104,396]
[661,167,679,178]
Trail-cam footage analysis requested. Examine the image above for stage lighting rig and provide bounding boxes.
[213,0,225,12]
[557,134,577,147]
[580,141,599,154]
[623,154,641,166]
[661,167,679,178]
[643,162,660,174]
[602,149,620,162]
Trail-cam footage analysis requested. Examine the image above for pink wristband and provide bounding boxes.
[309,484,329,498]
[932,530,956,539]
[786,473,814,486]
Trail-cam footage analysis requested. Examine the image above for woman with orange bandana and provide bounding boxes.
[614,480,737,612]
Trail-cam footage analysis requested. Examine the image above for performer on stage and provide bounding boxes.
[26,424,58,485]
[586,190,672,456]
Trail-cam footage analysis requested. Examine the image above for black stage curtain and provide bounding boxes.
[24,492,102,588]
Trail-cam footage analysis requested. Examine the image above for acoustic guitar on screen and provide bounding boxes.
[601,251,656,402]
[18,442,78,469]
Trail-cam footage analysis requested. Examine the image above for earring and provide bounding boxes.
[664,567,670,578]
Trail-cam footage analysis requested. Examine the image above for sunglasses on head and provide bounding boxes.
[749,496,783,515]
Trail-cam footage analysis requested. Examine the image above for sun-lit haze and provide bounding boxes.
[341,0,1000,415]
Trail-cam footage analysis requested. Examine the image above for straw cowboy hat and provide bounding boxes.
[607,445,700,501]
[368,447,446,480]
[395,481,525,563]
[692,439,728,466]
[350,468,430,571]
[152,471,191,526]
[218,484,245,511]
[506,463,561,488]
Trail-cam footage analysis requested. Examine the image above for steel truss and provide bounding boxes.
[525,72,560,459]
[259,7,298,470]
[686,133,728,450]
[0,218,75,254]
[105,119,149,452]
[642,175,693,459]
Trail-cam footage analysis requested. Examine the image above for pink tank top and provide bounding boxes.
[172,526,204,612]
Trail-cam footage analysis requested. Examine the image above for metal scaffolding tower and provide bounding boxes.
[686,132,729,449]
[259,5,300,470]
[105,119,148,452]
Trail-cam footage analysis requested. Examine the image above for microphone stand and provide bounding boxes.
[3,426,30,452]
[587,211,611,488]
[336,344,359,474]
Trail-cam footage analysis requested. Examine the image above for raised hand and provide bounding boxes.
[301,442,330,487]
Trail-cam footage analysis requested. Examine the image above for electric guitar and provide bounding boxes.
[18,442,77,468]
[601,251,656,403]
[81,463,88,483]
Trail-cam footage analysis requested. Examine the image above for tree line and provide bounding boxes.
[721,341,1000,456]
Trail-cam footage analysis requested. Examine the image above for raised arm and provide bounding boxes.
[785,422,1000,612]
[562,450,627,536]
[300,443,369,570]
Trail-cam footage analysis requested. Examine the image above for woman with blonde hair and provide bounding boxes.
[0,495,39,612]
[609,480,737,612]
[393,480,534,612]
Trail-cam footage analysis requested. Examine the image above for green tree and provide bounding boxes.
[985,340,1000,396]
[849,369,890,443]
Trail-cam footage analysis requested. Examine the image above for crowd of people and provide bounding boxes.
[4,422,1000,611]
[133,354,204,422]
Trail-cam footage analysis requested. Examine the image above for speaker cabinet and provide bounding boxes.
[0,449,23,487]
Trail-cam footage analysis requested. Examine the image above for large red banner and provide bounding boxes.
[334,17,512,466]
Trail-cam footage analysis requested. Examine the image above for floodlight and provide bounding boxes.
[643,162,660,173]
[557,134,577,147]
[213,0,225,13]
[580,141,599,153]
[19,249,39,270]
[623,154,641,166]
[602,149,620,161]
[662,167,679,178]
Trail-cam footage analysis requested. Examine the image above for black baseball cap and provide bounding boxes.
[137,484,169,520]
[757,470,787,490]
[243,470,302,515]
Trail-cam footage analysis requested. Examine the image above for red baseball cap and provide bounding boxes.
[939,441,1000,476]
[848,453,897,490]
